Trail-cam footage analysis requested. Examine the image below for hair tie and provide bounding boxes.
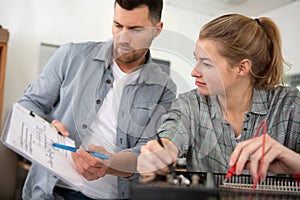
[255,18,261,26]
[254,18,272,44]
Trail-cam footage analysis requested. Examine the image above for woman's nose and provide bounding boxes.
[191,66,201,77]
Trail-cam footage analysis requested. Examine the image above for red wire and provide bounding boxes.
[225,164,236,180]
[225,119,267,190]
[252,119,267,190]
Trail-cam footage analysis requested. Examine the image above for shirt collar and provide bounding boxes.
[210,95,222,119]
[93,39,114,68]
[210,88,268,119]
[249,88,269,115]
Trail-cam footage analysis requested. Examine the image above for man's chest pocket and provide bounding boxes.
[130,102,156,128]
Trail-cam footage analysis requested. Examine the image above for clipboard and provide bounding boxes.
[1,103,85,191]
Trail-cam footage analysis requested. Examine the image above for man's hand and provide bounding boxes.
[51,120,138,180]
[72,144,110,181]
[51,119,70,137]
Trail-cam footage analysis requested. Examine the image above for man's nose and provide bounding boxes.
[118,30,132,43]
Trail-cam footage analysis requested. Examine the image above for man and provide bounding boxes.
[20,0,176,199]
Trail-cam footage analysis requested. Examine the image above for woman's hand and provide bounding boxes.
[230,134,300,181]
[137,138,178,183]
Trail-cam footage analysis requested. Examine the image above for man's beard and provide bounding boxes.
[114,46,147,64]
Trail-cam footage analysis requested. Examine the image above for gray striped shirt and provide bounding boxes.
[159,86,300,173]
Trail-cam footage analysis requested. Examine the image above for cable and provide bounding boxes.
[224,119,267,190]
[252,119,267,190]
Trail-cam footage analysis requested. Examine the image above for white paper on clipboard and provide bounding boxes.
[1,103,84,191]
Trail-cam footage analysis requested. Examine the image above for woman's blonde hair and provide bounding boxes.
[199,14,288,89]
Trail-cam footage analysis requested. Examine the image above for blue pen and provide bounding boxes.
[52,143,109,160]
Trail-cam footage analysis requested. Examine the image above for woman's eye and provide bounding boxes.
[193,56,214,68]
[203,62,213,68]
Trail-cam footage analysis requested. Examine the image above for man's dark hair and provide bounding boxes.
[115,0,163,24]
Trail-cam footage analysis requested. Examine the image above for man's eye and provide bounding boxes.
[114,24,122,29]
[131,28,143,33]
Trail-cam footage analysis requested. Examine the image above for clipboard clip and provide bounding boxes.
[29,111,35,117]
[29,110,63,136]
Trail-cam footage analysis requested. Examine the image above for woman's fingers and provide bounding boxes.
[233,137,264,175]
[231,134,291,182]
[139,143,170,174]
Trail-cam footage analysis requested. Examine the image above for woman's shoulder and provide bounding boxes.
[175,89,213,110]
[270,86,299,97]
[176,89,204,103]
[266,86,300,107]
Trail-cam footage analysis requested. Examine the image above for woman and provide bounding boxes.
[137,14,300,183]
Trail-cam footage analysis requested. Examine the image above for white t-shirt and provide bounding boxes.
[235,134,242,143]
[79,60,141,199]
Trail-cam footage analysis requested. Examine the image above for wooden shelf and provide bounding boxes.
[0,27,9,43]
[0,27,9,129]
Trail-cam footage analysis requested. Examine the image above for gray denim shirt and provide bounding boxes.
[19,40,176,199]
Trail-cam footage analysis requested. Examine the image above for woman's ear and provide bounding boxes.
[236,59,251,77]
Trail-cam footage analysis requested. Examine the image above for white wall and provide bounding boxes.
[264,1,300,76]
[0,0,114,125]
[0,0,300,126]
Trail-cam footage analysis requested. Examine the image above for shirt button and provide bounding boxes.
[82,124,87,129]
[106,79,111,84]
[243,127,247,131]
[96,99,101,104]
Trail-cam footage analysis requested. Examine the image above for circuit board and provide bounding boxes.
[130,172,300,200]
